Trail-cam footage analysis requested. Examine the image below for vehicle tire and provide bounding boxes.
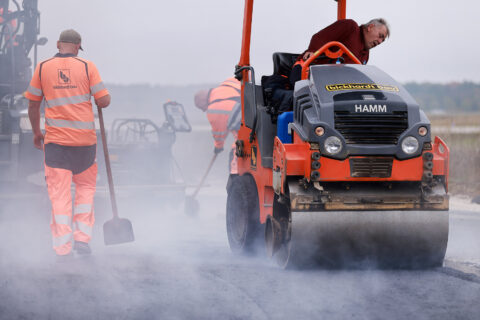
[226,174,262,254]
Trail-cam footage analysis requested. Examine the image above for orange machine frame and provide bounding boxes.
[235,0,449,224]
[237,0,350,223]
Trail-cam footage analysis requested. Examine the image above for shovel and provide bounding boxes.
[97,106,135,245]
[184,153,218,215]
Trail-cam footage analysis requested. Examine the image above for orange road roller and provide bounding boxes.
[226,0,449,268]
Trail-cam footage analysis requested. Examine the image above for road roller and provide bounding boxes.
[226,0,449,268]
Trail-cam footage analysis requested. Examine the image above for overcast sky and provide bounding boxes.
[33,0,479,86]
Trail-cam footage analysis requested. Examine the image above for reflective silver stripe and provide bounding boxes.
[90,82,106,95]
[54,214,71,225]
[206,109,231,115]
[46,118,95,130]
[28,85,42,96]
[75,221,93,237]
[213,136,225,141]
[211,131,228,135]
[46,93,91,108]
[74,203,92,215]
[53,232,72,247]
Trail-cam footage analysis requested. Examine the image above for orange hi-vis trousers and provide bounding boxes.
[45,163,97,255]
[44,144,97,256]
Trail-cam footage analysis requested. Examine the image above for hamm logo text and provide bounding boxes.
[355,104,387,112]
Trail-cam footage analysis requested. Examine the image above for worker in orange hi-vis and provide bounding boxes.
[25,29,111,261]
[194,77,241,174]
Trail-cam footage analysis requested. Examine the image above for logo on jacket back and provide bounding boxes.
[58,69,70,84]
[354,104,387,112]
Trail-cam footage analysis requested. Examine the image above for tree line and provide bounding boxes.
[404,82,480,113]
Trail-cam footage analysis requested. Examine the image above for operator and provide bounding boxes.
[25,29,110,261]
[264,18,389,111]
[290,18,390,83]
[194,77,241,174]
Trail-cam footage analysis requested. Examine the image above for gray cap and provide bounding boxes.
[58,29,83,50]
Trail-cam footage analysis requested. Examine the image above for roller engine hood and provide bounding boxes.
[292,64,430,160]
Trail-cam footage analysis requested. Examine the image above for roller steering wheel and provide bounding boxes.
[301,41,361,80]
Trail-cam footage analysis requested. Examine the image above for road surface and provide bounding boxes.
[1,181,479,320]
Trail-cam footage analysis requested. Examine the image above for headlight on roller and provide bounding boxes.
[324,136,342,155]
[401,136,419,154]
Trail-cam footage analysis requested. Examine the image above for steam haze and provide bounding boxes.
[1,1,480,319]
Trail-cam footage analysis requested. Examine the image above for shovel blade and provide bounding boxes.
[103,217,135,245]
[184,196,199,216]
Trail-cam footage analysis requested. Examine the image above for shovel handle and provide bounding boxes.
[191,153,218,198]
[97,106,119,219]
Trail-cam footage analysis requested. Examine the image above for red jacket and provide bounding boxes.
[305,19,369,65]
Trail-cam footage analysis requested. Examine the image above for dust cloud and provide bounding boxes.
[0,93,261,318]
[1,0,480,318]
[1,87,480,319]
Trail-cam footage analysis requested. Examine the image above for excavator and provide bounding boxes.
[226,0,449,268]
[0,1,190,210]
[0,0,46,188]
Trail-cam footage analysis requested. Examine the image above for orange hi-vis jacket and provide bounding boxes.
[206,77,241,149]
[25,53,109,146]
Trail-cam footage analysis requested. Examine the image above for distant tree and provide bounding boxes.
[404,81,480,113]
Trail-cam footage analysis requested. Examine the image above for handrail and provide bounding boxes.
[337,0,346,20]
[301,41,361,80]
[238,0,254,68]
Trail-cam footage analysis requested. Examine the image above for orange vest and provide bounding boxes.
[25,53,109,146]
[206,77,241,149]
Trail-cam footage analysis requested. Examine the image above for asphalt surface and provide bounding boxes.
[1,180,480,320]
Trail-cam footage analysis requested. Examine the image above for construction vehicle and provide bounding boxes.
[0,0,46,189]
[101,101,191,203]
[226,0,449,268]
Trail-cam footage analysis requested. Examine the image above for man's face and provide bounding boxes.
[363,24,387,50]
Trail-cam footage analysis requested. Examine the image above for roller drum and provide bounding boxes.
[275,210,449,269]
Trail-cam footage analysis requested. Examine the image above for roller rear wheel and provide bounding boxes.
[226,174,262,254]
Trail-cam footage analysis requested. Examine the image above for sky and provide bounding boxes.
[30,0,480,86]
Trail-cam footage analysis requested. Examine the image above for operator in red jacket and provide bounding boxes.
[194,78,241,174]
[290,18,390,83]
[264,18,390,110]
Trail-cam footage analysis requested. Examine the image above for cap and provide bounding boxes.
[58,29,83,50]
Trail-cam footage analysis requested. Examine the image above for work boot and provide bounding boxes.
[56,252,74,263]
[73,241,92,255]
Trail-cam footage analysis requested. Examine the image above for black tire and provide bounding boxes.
[226,174,262,254]
[270,195,292,268]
